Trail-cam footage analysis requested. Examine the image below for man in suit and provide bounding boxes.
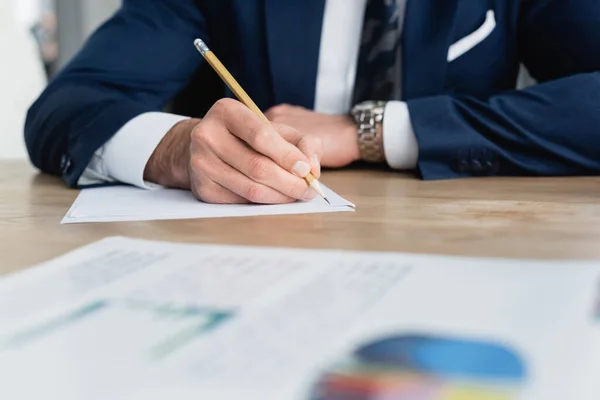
[25,0,600,204]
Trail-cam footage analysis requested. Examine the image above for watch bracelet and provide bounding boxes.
[356,107,386,163]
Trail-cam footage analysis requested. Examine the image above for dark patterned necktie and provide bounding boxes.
[353,0,404,104]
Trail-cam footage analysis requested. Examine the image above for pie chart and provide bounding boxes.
[309,333,526,400]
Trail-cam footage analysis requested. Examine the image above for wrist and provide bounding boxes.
[344,117,362,163]
[144,118,199,189]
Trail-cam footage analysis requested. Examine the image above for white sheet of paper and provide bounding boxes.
[61,184,354,224]
[1,237,600,400]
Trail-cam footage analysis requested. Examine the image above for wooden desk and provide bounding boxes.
[2,161,600,275]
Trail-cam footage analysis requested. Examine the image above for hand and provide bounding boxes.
[144,99,322,204]
[265,104,360,168]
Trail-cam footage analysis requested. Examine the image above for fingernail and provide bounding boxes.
[292,161,311,178]
[311,155,321,171]
[302,188,316,201]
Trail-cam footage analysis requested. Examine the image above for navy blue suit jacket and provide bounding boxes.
[25,0,600,187]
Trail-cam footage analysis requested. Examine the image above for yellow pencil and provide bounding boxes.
[193,38,330,204]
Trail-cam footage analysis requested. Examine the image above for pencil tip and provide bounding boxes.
[324,197,331,205]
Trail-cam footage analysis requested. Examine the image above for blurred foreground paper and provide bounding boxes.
[61,184,354,224]
[1,237,600,400]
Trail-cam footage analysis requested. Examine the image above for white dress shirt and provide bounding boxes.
[78,0,418,188]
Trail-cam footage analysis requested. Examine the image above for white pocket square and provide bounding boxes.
[447,10,496,62]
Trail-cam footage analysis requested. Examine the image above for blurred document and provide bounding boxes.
[1,238,600,400]
[61,184,354,224]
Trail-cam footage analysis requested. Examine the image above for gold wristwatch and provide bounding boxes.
[351,101,386,163]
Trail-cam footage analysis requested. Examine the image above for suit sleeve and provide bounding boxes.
[24,0,207,187]
[407,0,600,179]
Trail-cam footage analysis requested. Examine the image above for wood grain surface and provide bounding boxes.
[1,161,600,276]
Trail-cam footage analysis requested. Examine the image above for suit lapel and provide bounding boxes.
[265,0,326,108]
[402,0,460,100]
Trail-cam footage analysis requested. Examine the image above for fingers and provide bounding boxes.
[190,155,298,204]
[210,132,314,201]
[213,98,313,178]
[275,124,322,178]
[191,179,249,204]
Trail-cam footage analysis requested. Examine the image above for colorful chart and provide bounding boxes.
[309,333,526,400]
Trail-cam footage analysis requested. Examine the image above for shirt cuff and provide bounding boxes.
[103,112,190,189]
[382,101,419,170]
[77,151,115,187]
